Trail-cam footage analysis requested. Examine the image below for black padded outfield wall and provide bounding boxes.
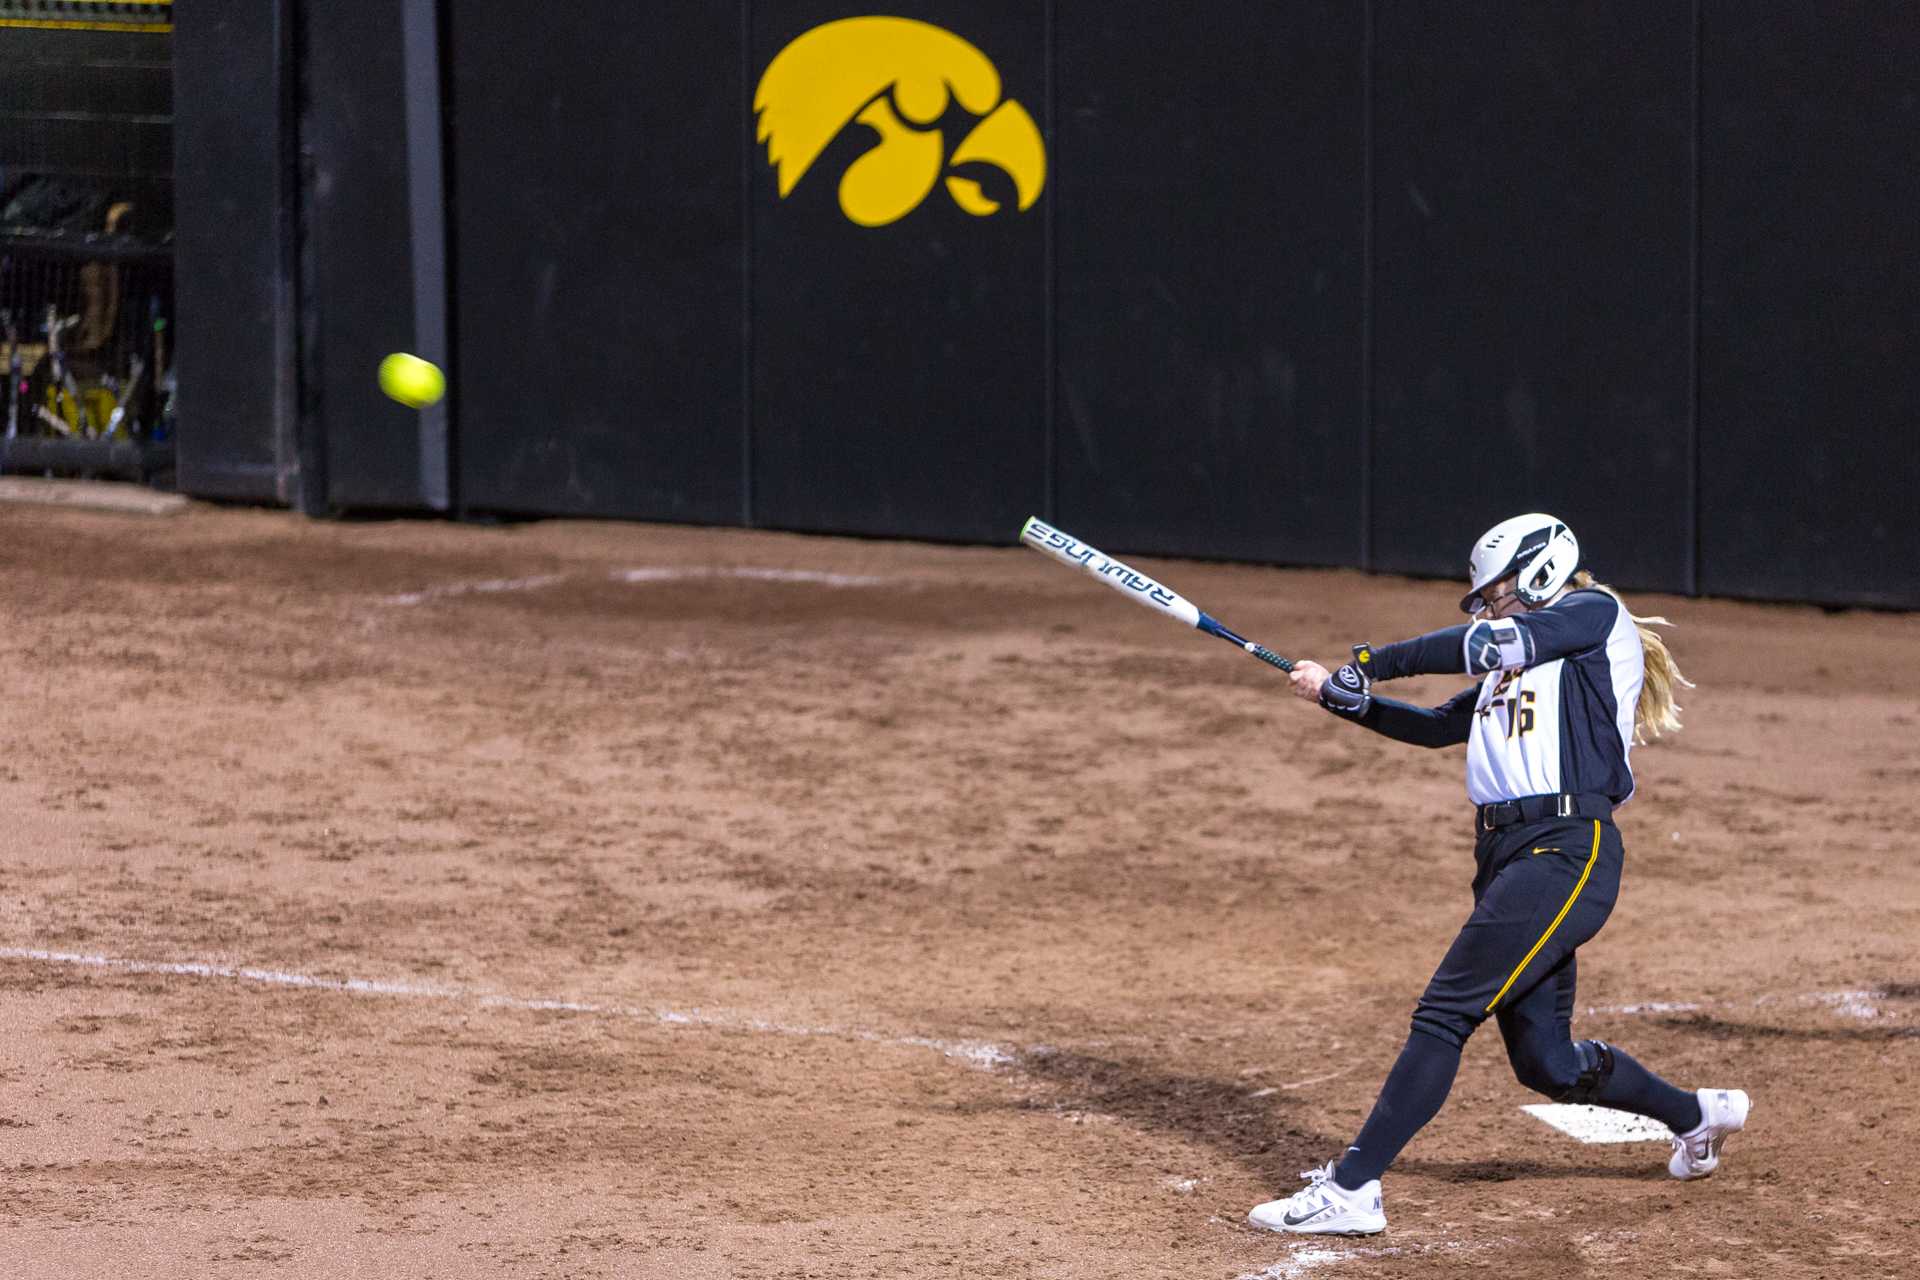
[1368,3,1695,594]
[448,0,744,523]
[171,0,296,501]
[168,2,1920,608]
[1696,2,1920,608]
[299,0,434,511]
[746,2,1047,542]
[1052,1,1365,566]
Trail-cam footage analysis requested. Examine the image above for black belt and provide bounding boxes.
[1475,792,1612,834]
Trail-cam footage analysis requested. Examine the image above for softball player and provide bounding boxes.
[1248,514,1749,1236]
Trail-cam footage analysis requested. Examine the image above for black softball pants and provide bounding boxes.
[1330,816,1699,1189]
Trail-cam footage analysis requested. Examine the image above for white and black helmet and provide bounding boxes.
[1460,513,1580,614]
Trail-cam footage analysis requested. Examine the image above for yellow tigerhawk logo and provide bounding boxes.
[754,16,1046,227]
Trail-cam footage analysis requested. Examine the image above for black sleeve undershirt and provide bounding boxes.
[1368,625,1470,681]
[1367,591,1619,681]
[1354,685,1478,748]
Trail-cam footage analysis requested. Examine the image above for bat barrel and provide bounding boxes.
[1020,517,1202,628]
[1021,517,1293,672]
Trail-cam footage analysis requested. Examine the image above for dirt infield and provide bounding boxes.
[3,501,1916,1279]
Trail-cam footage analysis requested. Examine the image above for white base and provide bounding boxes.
[1521,1103,1672,1144]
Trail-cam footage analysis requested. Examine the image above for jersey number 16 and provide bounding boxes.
[1491,689,1536,739]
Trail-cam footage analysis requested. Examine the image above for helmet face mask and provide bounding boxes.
[1467,577,1522,619]
[1460,514,1579,615]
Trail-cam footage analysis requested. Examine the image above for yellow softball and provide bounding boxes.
[378,352,445,409]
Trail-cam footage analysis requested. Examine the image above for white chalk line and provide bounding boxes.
[1589,986,1901,1021]
[1237,1244,1402,1280]
[1587,999,1705,1016]
[1235,1238,1482,1280]
[1803,989,1887,1020]
[611,566,892,588]
[375,565,895,606]
[0,946,1011,1069]
[375,573,568,606]
[1279,1065,1353,1091]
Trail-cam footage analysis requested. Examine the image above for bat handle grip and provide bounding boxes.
[1248,645,1294,673]
[1200,614,1295,673]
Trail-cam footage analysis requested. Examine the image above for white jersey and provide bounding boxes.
[1463,591,1644,806]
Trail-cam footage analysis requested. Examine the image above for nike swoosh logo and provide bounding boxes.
[1281,1202,1337,1227]
[1532,847,1560,855]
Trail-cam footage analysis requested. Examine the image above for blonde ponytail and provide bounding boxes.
[1569,570,1693,745]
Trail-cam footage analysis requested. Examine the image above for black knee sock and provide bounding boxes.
[1332,1029,1461,1190]
[1595,1046,1701,1132]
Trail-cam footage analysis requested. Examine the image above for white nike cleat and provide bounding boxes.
[1248,1161,1386,1236]
[1668,1087,1750,1180]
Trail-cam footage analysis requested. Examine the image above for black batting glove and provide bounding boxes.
[1319,643,1375,720]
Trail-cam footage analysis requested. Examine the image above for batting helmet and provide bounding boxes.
[1460,513,1580,614]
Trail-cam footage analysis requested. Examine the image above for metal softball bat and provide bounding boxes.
[1018,516,1294,672]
